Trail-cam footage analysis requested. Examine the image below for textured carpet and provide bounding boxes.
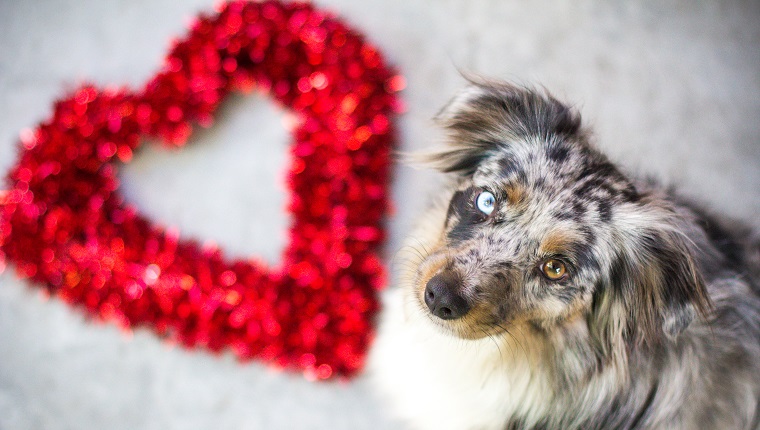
[1,0,758,429]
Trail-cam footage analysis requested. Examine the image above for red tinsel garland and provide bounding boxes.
[0,0,403,379]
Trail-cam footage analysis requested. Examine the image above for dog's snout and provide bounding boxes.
[424,271,470,320]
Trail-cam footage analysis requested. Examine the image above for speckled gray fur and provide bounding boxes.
[371,80,760,429]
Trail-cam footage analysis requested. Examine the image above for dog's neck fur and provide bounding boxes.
[373,291,628,430]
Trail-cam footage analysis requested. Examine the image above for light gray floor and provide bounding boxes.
[1,0,759,429]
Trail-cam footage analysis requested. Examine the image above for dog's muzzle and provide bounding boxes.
[424,270,471,320]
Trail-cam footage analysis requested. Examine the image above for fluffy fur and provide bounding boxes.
[368,79,760,429]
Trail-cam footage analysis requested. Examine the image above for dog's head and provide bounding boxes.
[411,79,710,353]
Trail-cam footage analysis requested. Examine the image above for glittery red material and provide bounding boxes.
[0,0,402,380]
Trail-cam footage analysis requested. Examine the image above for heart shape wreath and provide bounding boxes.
[0,0,402,379]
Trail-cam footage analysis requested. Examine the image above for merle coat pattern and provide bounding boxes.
[369,79,760,430]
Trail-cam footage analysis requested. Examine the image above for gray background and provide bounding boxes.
[1,0,759,429]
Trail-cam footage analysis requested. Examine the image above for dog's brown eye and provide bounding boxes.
[541,259,567,281]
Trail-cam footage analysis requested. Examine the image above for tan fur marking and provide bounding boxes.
[539,228,584,257]
[506,184,527,206]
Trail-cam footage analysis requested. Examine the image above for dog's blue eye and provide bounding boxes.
[476,191,496,215]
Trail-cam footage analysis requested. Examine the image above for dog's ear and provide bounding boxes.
[416,79,582,175]
[590,198,711,356]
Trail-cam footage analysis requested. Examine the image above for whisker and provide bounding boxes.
[480,327,504,360]
[508,324,530,360]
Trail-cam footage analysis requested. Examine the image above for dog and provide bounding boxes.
[368,79,760,429]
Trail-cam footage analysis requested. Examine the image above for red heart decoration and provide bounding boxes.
[0,0,402,379]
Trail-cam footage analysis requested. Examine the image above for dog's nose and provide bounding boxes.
[424,271,470,320]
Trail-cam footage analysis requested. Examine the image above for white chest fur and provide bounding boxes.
[368,288,550,430]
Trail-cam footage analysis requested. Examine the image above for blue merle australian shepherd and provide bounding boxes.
[369,79,760,429]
